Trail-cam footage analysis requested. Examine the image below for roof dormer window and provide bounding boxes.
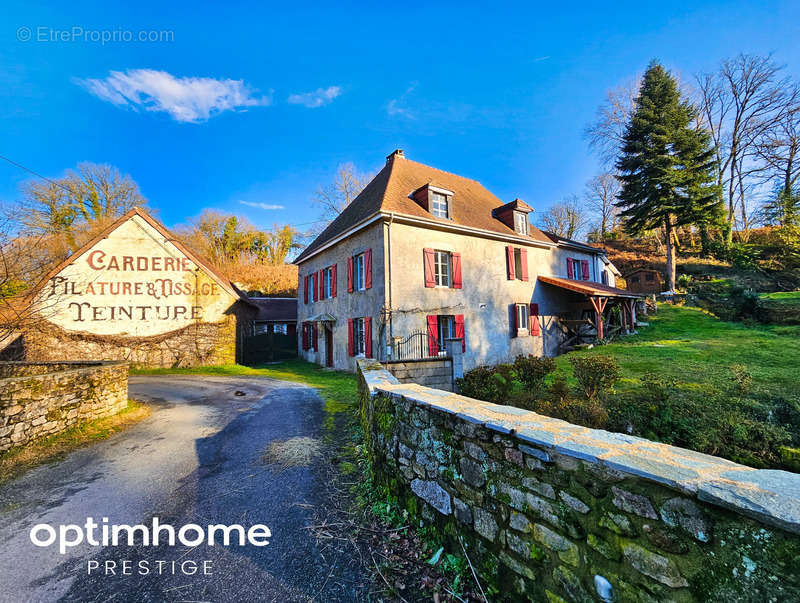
[514,211,529,235]
[431,192,449,219]
[411,183,454,220]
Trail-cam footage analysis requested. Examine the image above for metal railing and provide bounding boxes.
[389,330,448,361]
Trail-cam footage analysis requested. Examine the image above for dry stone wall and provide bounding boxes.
[0,361,128,452]
[357,359,800,602]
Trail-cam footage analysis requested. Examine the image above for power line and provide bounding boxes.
[1,153,326,232]
[0,154,76,196]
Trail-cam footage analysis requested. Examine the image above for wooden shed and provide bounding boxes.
[624,269,662,294]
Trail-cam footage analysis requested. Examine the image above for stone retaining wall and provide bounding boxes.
[357,359,800,602]
[384,359,453,391]
[17,318,237,368]
[0,361,129,452]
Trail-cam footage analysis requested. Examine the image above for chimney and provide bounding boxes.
[386,149,404,163]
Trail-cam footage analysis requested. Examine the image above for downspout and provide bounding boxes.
[386,213,394,350]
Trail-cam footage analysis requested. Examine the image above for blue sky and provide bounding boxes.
[2,1,799,234]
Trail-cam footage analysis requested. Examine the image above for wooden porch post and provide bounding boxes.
[589,297,608,340]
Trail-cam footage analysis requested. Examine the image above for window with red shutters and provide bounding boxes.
[530,303,540,335]
[582,260,590,280]
[452,253,462,289]
[519,249,529,282]
[347,257,354,293]
[454,314,465,352]
[364,248,373,289]
[426,315,438,356]
[364,317,372,358]
[506,246,516,280]
[347,318,354,356]
[423,248,436,287]
[567,258,575,279]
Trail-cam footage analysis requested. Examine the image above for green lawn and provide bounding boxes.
[760,290,800,304]
[554,304,800,402]
[133,359,358,417]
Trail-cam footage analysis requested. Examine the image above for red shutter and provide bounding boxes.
[365,316,372,358]
[512,304,519,335]
[520,249,529,282]
[304,276,309,304]
[567,258,574,279]
[347,257,354,293]
[347,319,354,356]
[331,264,337,297]
[506,246,515,280]
[426,315,438,356]
[454,314,465,352]
[364,249,373,289]
[530,303,540,336]
[582,260,590,280]
[423,248,436,287]
[452,252,462,289]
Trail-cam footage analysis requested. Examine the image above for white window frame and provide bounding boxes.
[515,304,529,332]
[514,248,523,281]
[514,211,529,235]
[323,266,333,298]
[437,315,455,353]
[434,250,451,287]
[353,317,366,356]
[353,253,365,291]
[430,192,449,219]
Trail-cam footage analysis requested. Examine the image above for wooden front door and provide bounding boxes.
[325,326,334,367]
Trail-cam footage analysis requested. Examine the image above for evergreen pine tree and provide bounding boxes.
[615,61,720,291]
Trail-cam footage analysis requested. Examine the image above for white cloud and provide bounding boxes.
[239,200,284,210]
[386,82,418,119]
[287,86,341,108]
[75,69,271,123]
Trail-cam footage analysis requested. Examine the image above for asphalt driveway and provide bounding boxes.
[0,375,368,602]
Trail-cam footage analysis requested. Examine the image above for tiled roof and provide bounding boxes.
[295,151,552,263]
[538,275,641,298]
[245,297,298,322]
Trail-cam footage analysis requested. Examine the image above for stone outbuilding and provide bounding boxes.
[6,208,256,367]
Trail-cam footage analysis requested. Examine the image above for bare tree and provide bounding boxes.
[584,172,621,238]
[584,79,641,167]
[696,54,793,244]
[537,196,590,240]
[313,163,371,225]
[754,89,800,200]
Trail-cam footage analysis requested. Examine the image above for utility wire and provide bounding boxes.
[0,153,326,232]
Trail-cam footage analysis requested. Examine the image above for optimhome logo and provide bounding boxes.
[30,517,272,576]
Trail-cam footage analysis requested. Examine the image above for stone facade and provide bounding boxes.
[0,361,129,452]
[385,359,453,391]
[358,360,800,602]
[11,209,248,368]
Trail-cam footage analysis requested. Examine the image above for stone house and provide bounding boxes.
[294,150,635,372]
[6,208,268,367]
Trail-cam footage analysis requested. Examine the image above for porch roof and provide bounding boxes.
[538,275,641,299]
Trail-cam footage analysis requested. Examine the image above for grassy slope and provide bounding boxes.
[760,290,800,304]
[553,304,800,402]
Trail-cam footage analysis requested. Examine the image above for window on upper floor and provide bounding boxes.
[434,250,451,287]
[353,253,365,291]
[514,211,529,235]
[431,192,449,219]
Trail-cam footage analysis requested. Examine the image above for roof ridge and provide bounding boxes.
[399,156,486,189]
